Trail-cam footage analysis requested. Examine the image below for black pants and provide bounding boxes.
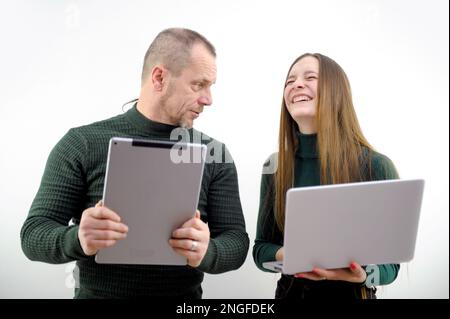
[74,285,203,299]
[275,275,377,299]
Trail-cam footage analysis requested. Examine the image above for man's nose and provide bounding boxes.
[198,89,212,106]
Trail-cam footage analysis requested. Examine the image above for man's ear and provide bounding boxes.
[151,66,167,91]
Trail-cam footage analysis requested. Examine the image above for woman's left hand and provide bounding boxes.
[294,262,367,284]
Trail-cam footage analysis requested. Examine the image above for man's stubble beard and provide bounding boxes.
[160,82,193,129]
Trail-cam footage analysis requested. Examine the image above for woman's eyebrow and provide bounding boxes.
[304,70,318,76]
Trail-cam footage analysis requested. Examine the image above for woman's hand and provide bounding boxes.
[294,262,367,284]
[275,247,284,261]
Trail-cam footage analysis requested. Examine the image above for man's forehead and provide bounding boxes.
[190,42,215,58]
[186,57,217,82]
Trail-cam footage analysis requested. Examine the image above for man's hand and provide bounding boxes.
[294,262,367,283]
[169,210,210,267]
[78,200,129,256]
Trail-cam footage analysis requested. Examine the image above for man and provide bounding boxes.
[20,28,249,298]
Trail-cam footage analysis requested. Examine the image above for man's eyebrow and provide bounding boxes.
[195,78,215,85]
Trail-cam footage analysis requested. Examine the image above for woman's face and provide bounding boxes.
[284,56,319,133]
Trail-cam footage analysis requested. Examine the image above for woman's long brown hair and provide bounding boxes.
[275,53,373,232]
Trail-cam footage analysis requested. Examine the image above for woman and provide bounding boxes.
[253,53,400,299]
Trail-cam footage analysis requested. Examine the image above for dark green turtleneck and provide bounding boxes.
[21,105,249,298]
[253,132,400,286]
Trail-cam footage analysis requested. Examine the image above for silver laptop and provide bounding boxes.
[95,137,206,265]
[263,179,424,274]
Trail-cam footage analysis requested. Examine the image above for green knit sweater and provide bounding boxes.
[253,132,400,286]
[21,105,249,298]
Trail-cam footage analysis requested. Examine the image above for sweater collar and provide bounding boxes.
[125,104,180,137]
[296,131,318,159]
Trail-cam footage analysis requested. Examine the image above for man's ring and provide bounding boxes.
[190,240,198,252]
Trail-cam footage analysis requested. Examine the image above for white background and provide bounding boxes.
[0,0,448,299]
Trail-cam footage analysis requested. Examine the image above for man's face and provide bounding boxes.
[160,44,217,128]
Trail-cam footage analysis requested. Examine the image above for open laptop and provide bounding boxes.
[95,137,206,265]
[263,179,424,274]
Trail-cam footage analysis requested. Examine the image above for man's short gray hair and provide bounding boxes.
[141,28,216,85]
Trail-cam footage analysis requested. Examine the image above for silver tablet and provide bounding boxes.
[95,137,206,265]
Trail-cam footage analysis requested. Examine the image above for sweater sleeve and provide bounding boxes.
[20,129,90,264]
[368,151,401,285]
[253,154,283,273]
[196,144,249,274]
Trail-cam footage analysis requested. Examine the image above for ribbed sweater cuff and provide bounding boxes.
[63,225,90,260]
[196,238,218,272]
[265,244,282,262]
